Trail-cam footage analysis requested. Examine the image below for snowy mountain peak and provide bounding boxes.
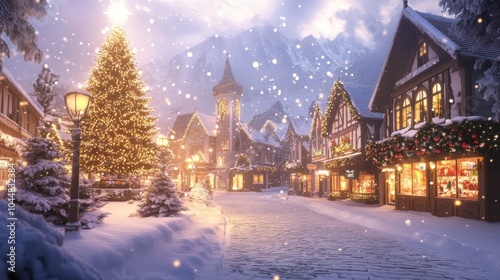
[142,25,377,131]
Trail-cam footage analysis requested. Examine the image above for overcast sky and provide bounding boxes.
[4,0,446,86]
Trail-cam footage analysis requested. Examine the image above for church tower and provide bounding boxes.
[213,55,242,188]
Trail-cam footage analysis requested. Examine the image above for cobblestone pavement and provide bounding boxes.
[213,191,493,280]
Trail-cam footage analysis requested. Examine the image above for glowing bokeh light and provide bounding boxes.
[104,1,131,26]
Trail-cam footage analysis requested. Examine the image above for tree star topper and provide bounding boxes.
[104,1,131,26]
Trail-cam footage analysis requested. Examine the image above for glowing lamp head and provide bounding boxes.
[64,89,91,123]
[156,134,169,147]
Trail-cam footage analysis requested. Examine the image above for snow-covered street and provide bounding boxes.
[58,187,500,279]
[214,190,498,279]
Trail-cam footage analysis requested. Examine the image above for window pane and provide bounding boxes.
[432,83,442,118]
[457,157,480,200]
[437,159,457,197]
[400,164,412,194]
[359,174,375,194]
[412,163,427,196]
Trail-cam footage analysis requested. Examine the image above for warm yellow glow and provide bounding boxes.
[455,200,462,206]
[104,1,131,26]
[172,260,181,268]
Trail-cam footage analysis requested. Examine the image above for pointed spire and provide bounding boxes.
[213,53,243,97]
[403,0,408,9]
[220,54,236,84]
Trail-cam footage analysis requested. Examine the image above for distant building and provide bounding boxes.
[167,111,217,191]
[168,56,286,191]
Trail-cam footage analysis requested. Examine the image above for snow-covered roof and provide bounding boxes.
[1,68,44,117]
[369,6,500,113]
[289,117,311,137]
[403,8,460,59]
[168,111,216,140]
[343,83,384,119]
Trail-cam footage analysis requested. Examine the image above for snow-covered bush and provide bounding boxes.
[79,179,109,229]
[0,200,103,280]
[136,172,187,217]
[188,182,213,206]
[15,137,70,225]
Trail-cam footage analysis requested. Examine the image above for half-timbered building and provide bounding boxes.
[321,80,383,202]
[368,4,500,220]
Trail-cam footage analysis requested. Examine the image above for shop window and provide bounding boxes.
[414,89,427,123]
[431,82,443,118]
[253,174,264,184]
[436,157,479,200]
[232,174,244,190]
[331,174,348,191]
[401,97,411,129]
[353,173,376,194]
[399,162,427,196]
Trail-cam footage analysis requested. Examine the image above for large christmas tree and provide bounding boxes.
[81,27,157,176]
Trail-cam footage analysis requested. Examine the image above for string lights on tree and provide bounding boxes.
[80,26,157,176]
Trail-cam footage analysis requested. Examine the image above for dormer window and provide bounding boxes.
[418,42,428,67]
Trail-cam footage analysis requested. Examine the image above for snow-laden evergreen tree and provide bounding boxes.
[0,0,48,72]
[81,26,157,177]
[33,64,60,114]
[15,129,70,226]
[79,179,108,228]
[439,0,500,120]
[189,183,213,206]
[137,147,187,217]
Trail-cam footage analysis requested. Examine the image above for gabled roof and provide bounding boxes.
[167,111,216,141]
[239,121,282,148]
[322,80,383,136]
[369,6,500,113]
[289,117,311,137]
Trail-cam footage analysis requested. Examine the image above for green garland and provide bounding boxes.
[321,80,362,137]
[366,119,500,167]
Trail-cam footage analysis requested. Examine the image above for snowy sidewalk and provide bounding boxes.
[282,190,500,273]
[63,201,226,280]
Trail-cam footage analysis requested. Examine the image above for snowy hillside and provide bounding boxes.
[141,25,378,131]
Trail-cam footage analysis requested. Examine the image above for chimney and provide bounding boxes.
[403,0,408,9]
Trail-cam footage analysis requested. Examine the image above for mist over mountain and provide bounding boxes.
[141,24,384,131]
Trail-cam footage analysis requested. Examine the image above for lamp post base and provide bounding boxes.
[65,222,81,233]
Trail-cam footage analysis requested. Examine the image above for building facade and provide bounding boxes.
[0,68,44,188]
[368,5,500,221]
[315,80,383,202]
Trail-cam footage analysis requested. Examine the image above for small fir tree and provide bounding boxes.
[137,147,186,217]
[79,179,108,228]
[189,183,213,206]
[15,132,70,225]
[33,64,60,114]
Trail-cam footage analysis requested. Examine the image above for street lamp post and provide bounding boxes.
[192,154,200,183]
[156,134,169,173]
[64,89,92,233]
